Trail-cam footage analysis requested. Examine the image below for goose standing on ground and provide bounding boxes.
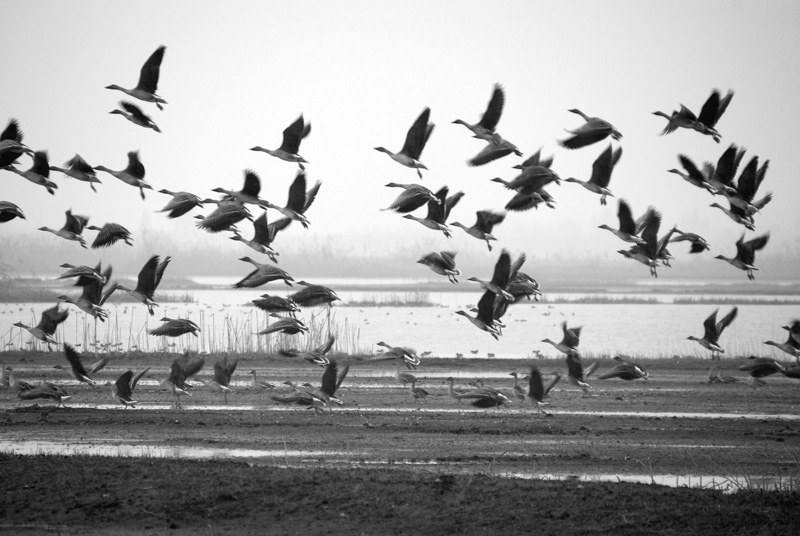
[287,281,340,308]
[394,361,417,385]
[49,154,101,192]
[17,381,70,407]
[669,229,710,254]
[402,185,463,238]
[559,109,622,149]
[106,45,167,110]
[212,170,270,207]
[5,150,57,195]
[451,210,505,251]
[94,151,152,200]
[249,370,275,391]
[110,101,161,132]
[445,377,467,403]
[230,212,290,263]
[383,182,439,213]
[456,386,510,409]
[375,107,434,179]
[407,378,429,404]
[565,144,622,205]
[38,209,89,248]
[157,189,205,219]
[250,115,311,170]
[279,334,335,367]
[598,356,649,381]
[14,305,69,346]
[0,119,32,168]
[86,222,133,249]
[102,255,171,315]
[508,372,527,404]
[196,199,253,233]
[262,171,321,228]
[417,251,461,283]
[527,366,560,413]
[687,307,738,360]
[149,317,200,338]
[715,232,769,280]
[653,89,733,143]
[0,201,25,223]
[112,369,150,408]
[252,294,300,316]
[598,199,646,245]
[455,289,501,340]
[233,257,293,288]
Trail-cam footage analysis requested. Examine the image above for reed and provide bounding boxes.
[673,296,800,305]
[342,292,437,307]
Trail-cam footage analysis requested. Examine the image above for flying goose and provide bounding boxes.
[102,255,171,315]
[417,251,460,283]
[86,222,133,249]
[106,45,167,109]
[196,199,253,233]
[233,256,294,288]
[38,209,89,248]
[57,262,112,321]
[0,201,25,223]
[598,356,649,381]
[467,248,513,301]
[212,170,270,207]
[149,317,200,338]
[250,115,311,170]
[527,366,560,413]
[668,229,710,254]
[157,189,205,219]
[375,107,434,179]
[558,109,621,149]
[402,185,463,238]
[287,281,340,308]
[715,232,769,280]
[94,151,152,200]
[49,154,101,192]
[262,171,321,228]
[451,210,505,251]
[14,305,68,346]
[565,144,622,205]
[110,101,161,132]
[542,321,582,357]
[0,119,32,168]
[252,294,300,316]
[598,199,646,245]
[230,212,289,263]
[5,150,57,195]
[258,314,309,336]
[383,182,439,213]
[454,290,501,340]
[279,334,335,368]
[653,89,733,142]
[687,307,738,360]
[112,369,150,408]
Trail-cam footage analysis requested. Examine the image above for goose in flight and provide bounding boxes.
[763,329,800,359]
[5,150,57,195]
[402,185,463,238]
[272,360,349,413]
[558,109,621,149]
[149,317,200,338]
[49,154,102,192]
[383,182,439,213]
[212,170,270,207]
[0,201,25,223]
[112,369,150,408]
[598,356,649,381]
[565,144,621,205]
[687,307,738,360]
[14,305,68,346]
[715,232,769,280]
[455,290,501,340]
[453,83,522,165]
[251,115,310,170]
[451,210,505,251]
[258,314,309,336]
[94,151,152,200]
[0,119,32,168]
[110,101,161,132]
[667,155,717,194]
[653,89,733,142]
[375,107,434,179]
[201,355,238,404]
[252,294,300,317]
[279,334,335,368]
[287,281,340,308]
[527,366,560,413]
[86,222,134,249]
[598,199,646,245]
[617,206,662,277]
[157,189,205,219]
[467,248,513,301]
[106,45,167,110]
[417,251,460,283]
[542,321,582,357]
[229,212,289,263]
[196,199,253,233]
[58,343,101,386]
[233,257,294,288]
[58,262,112,321]
[38,209,89,248]
[102,255,171,315]
[669,229,710,254]
[262,171,321,228]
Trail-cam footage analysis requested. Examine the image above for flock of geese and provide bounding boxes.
[1,46,797,411]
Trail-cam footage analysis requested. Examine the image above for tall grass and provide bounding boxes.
[342,291,437,307]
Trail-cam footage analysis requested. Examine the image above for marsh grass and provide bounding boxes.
[342,292,437,307]
[673,296,800,305]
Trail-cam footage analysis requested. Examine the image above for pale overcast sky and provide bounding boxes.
[2,1,798,278]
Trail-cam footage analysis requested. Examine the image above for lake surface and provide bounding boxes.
[2,278,799,359]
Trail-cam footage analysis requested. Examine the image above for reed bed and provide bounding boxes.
[341,291,437,307]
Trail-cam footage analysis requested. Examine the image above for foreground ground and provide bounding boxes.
[1,351,799,534]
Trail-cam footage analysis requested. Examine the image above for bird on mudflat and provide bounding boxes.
[565,144,622,205]
[738,356,785,388]
[5,150,58,195]
[715,232,769,281]
[49,154,102,192]
[199,355,238,404]
[375,107,434,179]
[106,45,167,110]
[598,356,649,381]
[102,255,171,315]
[653,89,733,143]
[14,305,69,346]
[687,307,738,360]
[0,201,25,223]
[110,101,161,132]
[112,369,150,408]
[527,366,561,413]
[558,109,622,149]
[250,115,311,170]
[272,360,349,413]
[94,151,152,200]
[17,381,70,407]
[233,257,293,288]
[38,209,89,248]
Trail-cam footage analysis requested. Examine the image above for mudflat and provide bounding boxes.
[1,352,799,535]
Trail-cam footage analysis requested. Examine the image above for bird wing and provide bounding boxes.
[697,89,721,127]
[425,186,448,222]
[479,84,505,131]
[508,252,526,280]
[491,249,512,289]
[120,101,151,122]
[476,210,505,233]
[65,154,94,174]
[225,357,239,377]
[702,309,720,342]
[335,363,350,394]
[124,151,145,179]
[135,255,160,295]
[279,116,305,154]
[401,107,433,160]
[136,45,165,93]
[713,145,741,187]
[443,191,464,222]
[131,367,150,391]
[589,144,614,187]
[62,209,85,234]
[561,322,581,349]
[617,199,636,234]
[115,371,134,399]
[475,289,498,325]
[153,256,171,293]
[677,155,706,183]
[303,181,322,213]
[467,143,513,167]
[566,352,585,382]
[285,172,308,212]
[39,305,69,334]
[64,343,90,377]
[314,335,336,356]
[735,156,759,202]
[715,307,738,337]
[528,366,544,403]
[320,360,339,397]
[641,208,662,259]
[741,233,769,264]
[242,170,262,197]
